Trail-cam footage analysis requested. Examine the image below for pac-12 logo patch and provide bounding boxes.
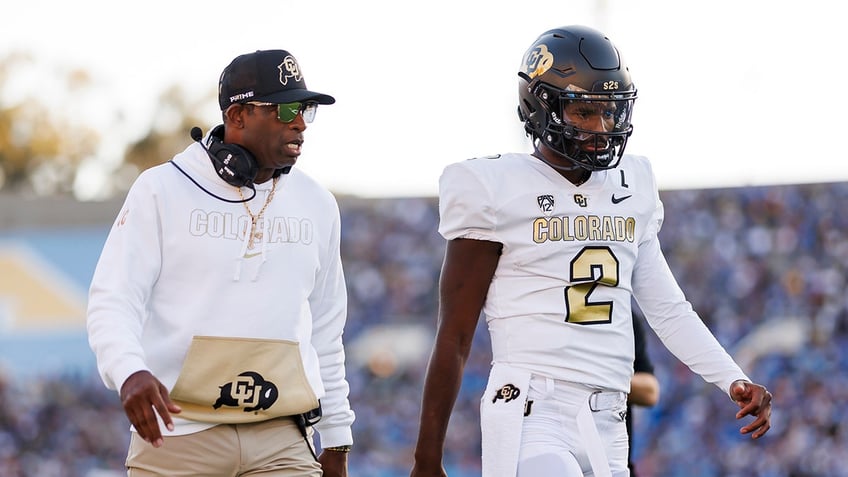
[537,195,555,216]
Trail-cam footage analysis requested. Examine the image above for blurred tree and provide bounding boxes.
[0,52,215,198]
[0,53,99,195]
[123,85,215,173]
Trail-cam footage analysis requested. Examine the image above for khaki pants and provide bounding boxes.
[126,417,321,476]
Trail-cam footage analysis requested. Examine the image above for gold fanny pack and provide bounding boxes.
[169,336,318,424]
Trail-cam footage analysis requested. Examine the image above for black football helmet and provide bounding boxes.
[517,25,637,171]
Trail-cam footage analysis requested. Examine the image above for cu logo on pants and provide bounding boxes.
[492,384,521,404]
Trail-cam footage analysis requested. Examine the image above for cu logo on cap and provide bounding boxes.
[278,56,302,85]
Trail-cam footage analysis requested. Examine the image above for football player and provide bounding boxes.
[410,25,772,477]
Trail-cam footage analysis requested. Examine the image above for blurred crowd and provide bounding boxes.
[634,183,848,477]
[1,181,847,476]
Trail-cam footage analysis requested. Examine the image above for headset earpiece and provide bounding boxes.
[194,125,259,188]
[206,140,259,188]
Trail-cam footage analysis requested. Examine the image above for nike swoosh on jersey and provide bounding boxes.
[611,194,632,204]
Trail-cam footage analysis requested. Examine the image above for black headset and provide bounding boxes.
[168,125,258,203]
[191,125,258,188]
[173,125,290,203]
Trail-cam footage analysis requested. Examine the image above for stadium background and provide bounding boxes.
[1,181,847,476]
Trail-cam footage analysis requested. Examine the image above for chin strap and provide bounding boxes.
[531,147,593,185]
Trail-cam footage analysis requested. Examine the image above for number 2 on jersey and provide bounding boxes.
[564,246,619,324]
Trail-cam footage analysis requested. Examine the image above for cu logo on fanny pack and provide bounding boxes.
[213,371,279,413]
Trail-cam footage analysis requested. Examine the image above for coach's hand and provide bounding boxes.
[318,449,348,477]
[120,370,181,448]
[730,380,772,439]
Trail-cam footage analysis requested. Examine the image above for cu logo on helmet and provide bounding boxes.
[603,81,620,90]
[525,45,554,79]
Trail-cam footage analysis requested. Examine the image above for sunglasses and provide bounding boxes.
[246,101,318,123]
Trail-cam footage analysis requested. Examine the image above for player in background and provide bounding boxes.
[409,25,772,477]
[627,313,660,477]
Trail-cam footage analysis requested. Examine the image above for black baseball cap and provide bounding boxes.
[218,50,335,110]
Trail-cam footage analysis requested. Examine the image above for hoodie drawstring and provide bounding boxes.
[233,175,287,281]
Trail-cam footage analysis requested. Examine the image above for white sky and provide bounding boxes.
[2,0,845,198]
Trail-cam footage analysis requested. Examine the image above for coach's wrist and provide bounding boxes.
[324,445,352,453]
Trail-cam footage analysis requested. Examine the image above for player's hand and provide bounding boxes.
[119,370,181,447]
[730,380,772,439]
[410,461,448,477]
[318,450,348,477]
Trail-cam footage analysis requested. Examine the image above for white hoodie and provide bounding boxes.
[87,139,354,446]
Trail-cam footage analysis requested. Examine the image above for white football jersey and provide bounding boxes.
[439,152,748,394]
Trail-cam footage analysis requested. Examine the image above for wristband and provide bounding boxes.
[324,445,352,453]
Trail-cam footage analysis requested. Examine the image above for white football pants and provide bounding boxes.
[516,376,630,477]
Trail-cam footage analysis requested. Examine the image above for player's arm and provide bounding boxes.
[633,235,772,438]
[410,238,502,477]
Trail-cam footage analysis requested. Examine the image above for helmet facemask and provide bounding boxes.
[532,81,636,171]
